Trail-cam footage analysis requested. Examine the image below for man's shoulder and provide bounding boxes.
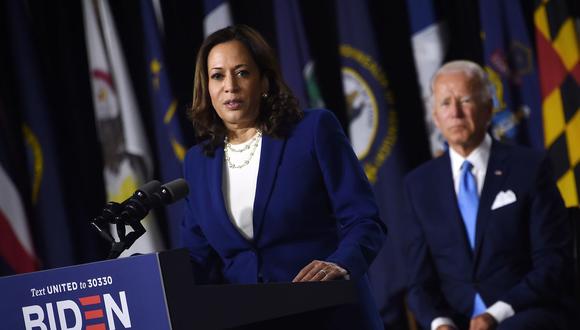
[491,141,545,165]
[405,154,448,186]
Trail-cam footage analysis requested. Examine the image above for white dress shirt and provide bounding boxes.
[431,135,514,330]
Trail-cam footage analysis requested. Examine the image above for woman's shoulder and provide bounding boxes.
[184,141,212,163]
[302,108,336,119]
[298,108,341,128]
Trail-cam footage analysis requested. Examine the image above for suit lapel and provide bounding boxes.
[252,135,286,240]
[474,141,509,260]
[207,146,252,244]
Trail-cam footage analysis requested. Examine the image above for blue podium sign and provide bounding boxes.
[0,253,173,330]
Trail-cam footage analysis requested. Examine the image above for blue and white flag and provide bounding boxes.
[337,0,409,327]
[274,0,324,109]
[406,0,448,156]
[203,0,233,37]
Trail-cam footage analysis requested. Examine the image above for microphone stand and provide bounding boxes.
[90,201,147,259]
[89,179,189,259]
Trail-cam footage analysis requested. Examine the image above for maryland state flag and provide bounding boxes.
[534,0,580,206]
[140,0,187,247]
[479,0,543,148]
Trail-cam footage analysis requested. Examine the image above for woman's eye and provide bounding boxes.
[236,70,249,78]
[210,73,223,80]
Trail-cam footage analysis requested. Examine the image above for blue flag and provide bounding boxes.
[337,0,410,327]
[203,0,233,36]
[140,0,188,247]
[274,0,325,109]
[479,0,543,148]
[406,0,448,156]
[6,0,74,269]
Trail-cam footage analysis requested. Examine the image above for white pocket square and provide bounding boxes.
[491,190,516,210]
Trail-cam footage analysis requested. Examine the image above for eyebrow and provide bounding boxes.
[209,64,249,71]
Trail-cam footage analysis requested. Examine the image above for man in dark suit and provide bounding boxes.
[403,60,574,330]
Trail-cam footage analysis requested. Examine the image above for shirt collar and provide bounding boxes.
[449,134,492,175]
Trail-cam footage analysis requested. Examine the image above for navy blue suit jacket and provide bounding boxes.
[181,109,386,328]
[403,141,572,328]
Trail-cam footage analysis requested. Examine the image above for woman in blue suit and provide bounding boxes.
[182,25,386,329]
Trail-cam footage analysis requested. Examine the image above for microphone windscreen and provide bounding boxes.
[137,180,162,197]
[160,178,189,203]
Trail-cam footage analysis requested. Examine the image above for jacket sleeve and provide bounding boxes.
[499,155,572,311]
[403,177,456,328]
[312,109,387,279]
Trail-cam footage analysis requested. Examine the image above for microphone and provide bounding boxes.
[159,178,190,204]
[118,178,190,223]
[121,178,189,222]
[90,178,189,258]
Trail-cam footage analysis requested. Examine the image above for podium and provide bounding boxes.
[0,249,358,329]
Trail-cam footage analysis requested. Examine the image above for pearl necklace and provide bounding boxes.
[224,130,262,169]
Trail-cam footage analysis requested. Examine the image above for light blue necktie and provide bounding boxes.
[457,161,487,316]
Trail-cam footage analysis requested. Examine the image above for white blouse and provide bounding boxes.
[221,135,262,240]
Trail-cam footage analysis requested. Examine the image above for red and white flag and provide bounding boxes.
[0,164,37,273]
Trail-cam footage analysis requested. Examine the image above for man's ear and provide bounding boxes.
[432,108,441,130]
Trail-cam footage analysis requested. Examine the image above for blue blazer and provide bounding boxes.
[181,109,386,328]
[403,141,572,328]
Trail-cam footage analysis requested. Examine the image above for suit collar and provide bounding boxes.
[207,135,286,245]
[207,145,254,246]
[252,135,286,240]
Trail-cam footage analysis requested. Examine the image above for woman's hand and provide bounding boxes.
[292,260,348,282]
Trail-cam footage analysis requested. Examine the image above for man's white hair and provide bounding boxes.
[430,60,493,109]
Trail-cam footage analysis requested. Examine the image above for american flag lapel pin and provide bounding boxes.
[494,170,503,176]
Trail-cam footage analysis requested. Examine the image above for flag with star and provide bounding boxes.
[534,0,580,207]
[479,0,543,148]
[140,0,187,247]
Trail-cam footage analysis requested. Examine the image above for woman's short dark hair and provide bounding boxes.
[188,24,302,156]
